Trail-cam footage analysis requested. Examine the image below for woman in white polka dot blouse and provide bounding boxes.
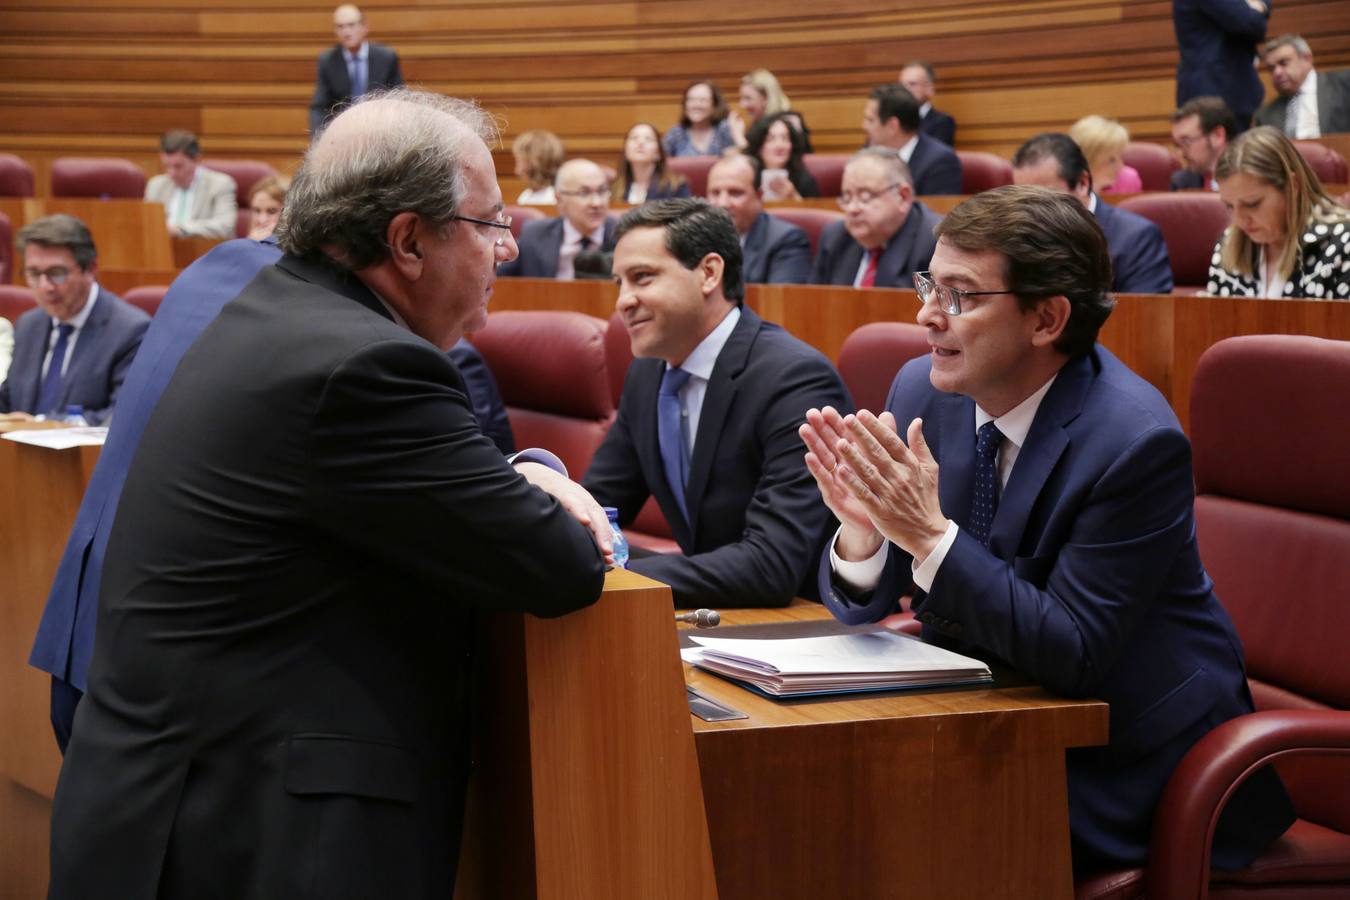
[1208,125,1350,300]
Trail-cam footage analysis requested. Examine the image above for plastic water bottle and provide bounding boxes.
[63,405,89,426]
[604,507,629,570]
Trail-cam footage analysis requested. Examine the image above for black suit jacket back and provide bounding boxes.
[48,255,603,899]
[309,42,405,133]
[919,108,957,146]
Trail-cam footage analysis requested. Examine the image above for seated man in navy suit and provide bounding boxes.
[0,214,149,425]
[705,154,811,285]
[1013,133,1174,294]
[811,149,941,290]
[861,84,962,195]
[309,4,404,134]
[499,158,617,280]
[584,199,851,608]
[900,61,956,147]
[801,185,1293,872]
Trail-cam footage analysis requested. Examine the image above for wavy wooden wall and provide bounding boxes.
[1,0,1347,196]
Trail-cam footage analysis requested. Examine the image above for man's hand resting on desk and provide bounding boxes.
[514,461,615,566]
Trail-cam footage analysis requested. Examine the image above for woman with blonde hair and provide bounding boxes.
[1070,115,1141,194]
[1208,125,1350,299]
[247,174,290,240]
[732,68,812,152]
[512,129,565,204]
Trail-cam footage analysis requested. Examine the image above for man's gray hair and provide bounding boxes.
[1263,34,1312,58]
[849,147,913,187]
[277,88,499,269]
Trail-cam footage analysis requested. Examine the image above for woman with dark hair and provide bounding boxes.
[1208,125,1350,299]
[745,112,819,201]
[662,80,736,157]
[616,123,690,203]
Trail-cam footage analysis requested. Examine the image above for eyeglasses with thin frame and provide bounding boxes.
[914,271,1016,316]
[24,266,73,287]
[451,213,513,246]
[556,187,613,201]
[837,183,902,209]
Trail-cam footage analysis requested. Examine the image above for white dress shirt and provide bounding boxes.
[1287,70,1321,139]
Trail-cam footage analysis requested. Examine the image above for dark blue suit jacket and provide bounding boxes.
[811,202,942,289]
[919,107,956,146]
[819,346,1293,868]
[583,306,851,607]
[1173,0,1270,124]
[308,41,404,133]
[743,212,812,284]
[32,239,513,731]
[0,287,149,425]
[497,216,618,279]
[907,134,963,195]
[1094,196,1174,294]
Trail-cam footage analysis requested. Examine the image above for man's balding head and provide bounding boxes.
[554,159,612,236]
[333,4,368,52]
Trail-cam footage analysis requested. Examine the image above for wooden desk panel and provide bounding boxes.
[0,198,173,275]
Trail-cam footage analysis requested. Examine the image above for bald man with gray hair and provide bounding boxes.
[499,157,619,279]
[309,3,404,133]
[48,89,608,899]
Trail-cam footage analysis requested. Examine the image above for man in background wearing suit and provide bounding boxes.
[48,90,608,899]
[1173,0,1269,132]
[143,129,238,238]
[811,149,941,290]
[1169,96,1236,190]
[584,199,851,608]
[499,158,617,279]
[0,215,148,425]
[1013,133,1174,294]
[1254,34,1350,138]
[706,154,812,285]
[309,3,404,134]
[900,61,957,147]
[861,84,962,195]
[801,185,1294,873]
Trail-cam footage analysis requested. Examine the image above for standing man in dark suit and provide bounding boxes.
[1254,34,1350,137]
[900,61,957,147]
[499,158,618,279]
[1169,96,1236,190]
[1173,0,1270,132]
[1013,133,1174,294]
[801,185,1293,872]
[309,4,404,134]
[812,149,941,290]
[584,199,851,608]
[48,89,609,899]
[0,215,148,425]
[706,154,812,285]
[861,84,963,195]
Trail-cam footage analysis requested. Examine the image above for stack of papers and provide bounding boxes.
[682,631,992,698]
[2,427,108,449]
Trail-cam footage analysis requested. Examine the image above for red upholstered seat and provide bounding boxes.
[666,156,716,197]
[1293,141,1348,186]
[802,154,849,197]
[467,310,615,480]
[123,285,169,318]
[1077,335,1350,900]
[0,285,37,324]
[766,207,844,257]
[837,322,930,413]
[50,157,147,199]
[504,205,547,240]
[0,153,35,197]
[1122,142,1181,192]
[1117,192,1230,292]
[954,150,1013,194]
[0,211,11,284]
[201,159,280,238]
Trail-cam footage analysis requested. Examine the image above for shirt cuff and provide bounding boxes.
[829,526,890,594]
[508,448,568,478]
[911,520,959,593]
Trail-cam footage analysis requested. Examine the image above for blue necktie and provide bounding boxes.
[658,366,693,523]
[348,53,366,98]
[37,323,75,416]
[969,421,1003,546]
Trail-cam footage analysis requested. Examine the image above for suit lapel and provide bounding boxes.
[13,315,46,412]
[833,231,865,285]
[58,287,110,406]
[879,206,920,286]
[544,218,565,278]
[1318,73,1333,131]
[742,214,769,283]
[935,391,975,527]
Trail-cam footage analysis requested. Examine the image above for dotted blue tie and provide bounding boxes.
[969,421,1003,546]
[36,323,75,416]
[658,366,693,524]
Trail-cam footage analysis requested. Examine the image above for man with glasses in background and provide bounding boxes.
[811,148,941,289]
[800,185,1294,875]
[0,214,148,425]
[310,4,404,134]
[500,158,618,279]
[1169,95,1237,191]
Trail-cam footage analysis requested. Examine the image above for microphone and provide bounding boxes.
[675,608,721,628]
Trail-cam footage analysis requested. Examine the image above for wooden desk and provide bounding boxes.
[0,198,173,277]
[683,606,1108,900]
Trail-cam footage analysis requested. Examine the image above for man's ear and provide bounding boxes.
[1031,294,1072,348]
[385,211,425,280]
[698,252,725,298]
